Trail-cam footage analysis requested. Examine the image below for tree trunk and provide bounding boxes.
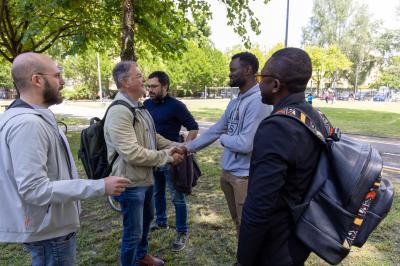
[120,0,136,61]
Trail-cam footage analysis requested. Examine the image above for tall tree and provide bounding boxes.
[0,0,270,62]
[0,0,119,62]
[302,0,353,47]
[302,0,383,91]
[305,45,351,95]
[372,56,400,89]
[341,5,380,91]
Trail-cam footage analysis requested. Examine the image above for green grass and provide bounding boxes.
[190,107,400,138]
[1,133,399,265]
[190,108,224,122]
[55,114,89,126]
[319,107,400,138]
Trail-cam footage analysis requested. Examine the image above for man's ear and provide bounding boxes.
[245,65,253,75]
[272,79,281,93]
[120,79,127,89]
[31,74,42,87]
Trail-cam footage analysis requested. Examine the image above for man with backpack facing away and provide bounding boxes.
[144,71,199,251]
[237,48,326,266]
[185,52,272,238]
[104,61,184,266]
[0,52,131,266]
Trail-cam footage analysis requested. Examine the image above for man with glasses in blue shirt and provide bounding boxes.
[144,71,198,251]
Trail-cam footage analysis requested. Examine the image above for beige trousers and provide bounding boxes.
[220,170,249,238]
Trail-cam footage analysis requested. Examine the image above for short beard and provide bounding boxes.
[151,94,165,104]
[43,78,63,106]
[229,78,246,88]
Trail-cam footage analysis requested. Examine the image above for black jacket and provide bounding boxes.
[237,92,326,266]
[171,154,201,194]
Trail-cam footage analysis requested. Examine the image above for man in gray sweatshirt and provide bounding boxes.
[186,52,272,237]
[0,52,130,266]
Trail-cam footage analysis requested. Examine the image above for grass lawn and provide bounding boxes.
[187,103,400,138]
[0,132,399,265]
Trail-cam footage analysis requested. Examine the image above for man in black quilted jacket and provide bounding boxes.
[237,48,326,266]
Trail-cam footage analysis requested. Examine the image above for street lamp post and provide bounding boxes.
[284,0,290,47]
[96,53,103,102]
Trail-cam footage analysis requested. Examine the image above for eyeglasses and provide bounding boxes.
[255,73,279,83]
[146,84,160,89]
[36,72,63,80]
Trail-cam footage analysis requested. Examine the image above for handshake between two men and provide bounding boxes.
[168,145,188,166]
[103,145,188,197]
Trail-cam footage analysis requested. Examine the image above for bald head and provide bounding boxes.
[267,48,312,93]
[12,52,56,91]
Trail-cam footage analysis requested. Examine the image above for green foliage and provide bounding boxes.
[265,43,285,61]
[302,0,353,46]
[341,5,381,89]
[372,56,400,89]
[140,40,229,95]
[0,58,12,88]
[302,0,397,89]
[61,84,91,100]
[61,48,114,99]
[219,0,270,48]
[0,0,270,62]
[306,45,351,94]
[0,0,119,62]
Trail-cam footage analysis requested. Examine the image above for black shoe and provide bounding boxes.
[172,232,187,251]
[150,222,169,232]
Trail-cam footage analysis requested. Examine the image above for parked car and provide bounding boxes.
[355,91,370,101]
[337,92,350,101]
[373,92,386,102]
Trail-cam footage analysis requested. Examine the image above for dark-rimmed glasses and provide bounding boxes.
[36,72,63,80]
[255,73,279,83]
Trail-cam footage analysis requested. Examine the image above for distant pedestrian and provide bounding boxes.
[307,93,313,105]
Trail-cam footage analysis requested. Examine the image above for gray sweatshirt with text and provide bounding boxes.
[186,84,272,176]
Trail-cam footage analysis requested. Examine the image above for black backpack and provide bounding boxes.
[273,107,394,265]
[78,100,137,180]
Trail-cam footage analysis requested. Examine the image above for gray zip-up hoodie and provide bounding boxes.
[0,101,105,243]
[186,84,272,176]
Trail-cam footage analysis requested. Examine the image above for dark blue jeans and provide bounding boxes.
[114,186,154,266]
[24,232,76,266]
[153,164,188,233]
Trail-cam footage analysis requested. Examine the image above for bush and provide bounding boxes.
[62,84,94,100]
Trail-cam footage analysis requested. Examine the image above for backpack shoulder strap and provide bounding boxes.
[270,107,341,145]
[103,100,138,125]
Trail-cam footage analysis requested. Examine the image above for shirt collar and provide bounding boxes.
[273,92,306,113]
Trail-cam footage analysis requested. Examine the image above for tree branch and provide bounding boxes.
[4,1,15,41]
[0,48,12,62]
[0,0,5,23]
[34,27,78,53]
[34,23,76,48]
